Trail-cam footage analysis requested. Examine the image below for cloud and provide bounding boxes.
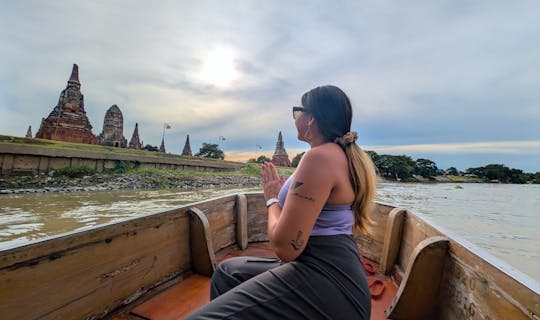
[0,1,539,170]
[368,140,540,155]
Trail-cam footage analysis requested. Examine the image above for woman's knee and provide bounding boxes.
[210,257,252,299]
[211,257,280,297]
[213,257,246,282]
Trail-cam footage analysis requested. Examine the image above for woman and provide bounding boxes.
[186,85,377,319]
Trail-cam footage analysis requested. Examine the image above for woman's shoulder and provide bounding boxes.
[302,143,346,165]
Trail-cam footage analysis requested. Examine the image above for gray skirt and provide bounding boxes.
[186,234,371,320]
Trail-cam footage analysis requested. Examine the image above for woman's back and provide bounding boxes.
[301,142,356,206]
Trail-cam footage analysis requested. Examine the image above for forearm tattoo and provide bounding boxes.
[290,231,305,250]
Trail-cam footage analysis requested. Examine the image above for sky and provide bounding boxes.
[1,1,539,172]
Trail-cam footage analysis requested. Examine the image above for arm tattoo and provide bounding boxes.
[291,181,314,201]
[290,231,305,250]
[292,181,304,189]
[292,192,315,202]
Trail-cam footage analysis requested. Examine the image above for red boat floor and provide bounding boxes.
[117,242,397,320]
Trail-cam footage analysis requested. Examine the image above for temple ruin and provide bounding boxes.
[35,64,99,144]
[129,123,142,149]
[271,131,291,167]
[25,126,32,138]
[159,138,166,153]
[182,135,192,156]
[99,105,127,148]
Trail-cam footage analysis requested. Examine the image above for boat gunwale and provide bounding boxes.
[0,193,537,319]
[376,199,540,295]
[2,194,538,295]
[0,192,245,253]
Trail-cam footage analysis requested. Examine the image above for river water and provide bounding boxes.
[0,182,538,281]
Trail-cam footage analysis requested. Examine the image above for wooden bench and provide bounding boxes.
[385,236,450,319]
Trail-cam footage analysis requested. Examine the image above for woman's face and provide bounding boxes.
[294,109,311,142]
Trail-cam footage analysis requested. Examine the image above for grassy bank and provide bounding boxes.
[442,175,486,183]
[0,135,234,163]
[121,163,295,178]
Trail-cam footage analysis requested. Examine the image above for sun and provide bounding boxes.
[200,47,238,87]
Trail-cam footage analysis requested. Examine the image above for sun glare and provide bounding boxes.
[200,47,237,87]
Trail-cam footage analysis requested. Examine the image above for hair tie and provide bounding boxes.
[334,131,358,147]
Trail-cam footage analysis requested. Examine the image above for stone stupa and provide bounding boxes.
[35,64,98,144]
[271,131,291,167]
[128,123,142,149]
[99,104,127,148]
[182,134,192,156]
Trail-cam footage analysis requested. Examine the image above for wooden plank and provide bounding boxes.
[0,207,191,269]
[195,196,237,252]
[0,216,191,320]
[246,193,268,242]
[386,236,449,320]
[354,202,394,262]
[131,274,211,320]
[189,207,217,277]
[379,207,405,275]
[437,241,540,320]
[236,194,248,250]
[394,212,540,319]
[396,210,441,272]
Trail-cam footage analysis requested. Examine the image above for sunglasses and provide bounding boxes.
[292,106,308,120]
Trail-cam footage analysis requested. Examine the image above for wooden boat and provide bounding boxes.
[0,192,538,319]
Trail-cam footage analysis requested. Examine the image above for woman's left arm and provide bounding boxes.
[261,151,335,262]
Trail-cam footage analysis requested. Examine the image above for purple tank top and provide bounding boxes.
[277,176,354,236]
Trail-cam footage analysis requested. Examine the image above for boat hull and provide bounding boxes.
[0,192,537,319]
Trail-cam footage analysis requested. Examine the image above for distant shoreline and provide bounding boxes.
[1,169,530,195]
[0,171,261,194]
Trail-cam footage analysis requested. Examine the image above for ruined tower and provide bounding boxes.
[128,123,142,149]
[25,125,32,138]
[35,64,99,144]
[159,137,166,153]
[182,134,192,156]
[99,104,127,147]
[271,131,291,167]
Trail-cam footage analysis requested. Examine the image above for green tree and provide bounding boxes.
[465,166,485,177]
[415,158,438,177]
[377,154,416,180]
[446,167,459,176]
[195,143,224,160]
[291,152,305,167]
[509,168,528,184]
[533,172,540,184]
[365,150,380,163]
[484,164,511,182]
[143,144,159,152]
[255,155,271,163]
[366,150,383,175]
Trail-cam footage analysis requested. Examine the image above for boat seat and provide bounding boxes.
[129,274,211,319]
[188,207,217,277]
[385,236,450,319]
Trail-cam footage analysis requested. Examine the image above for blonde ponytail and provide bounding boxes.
[344,142,377,233]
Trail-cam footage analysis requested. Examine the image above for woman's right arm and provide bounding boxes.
[266,150,335,262]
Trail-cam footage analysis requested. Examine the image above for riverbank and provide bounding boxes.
[0,164,271,194]
[0,171,493,194]
[0,174,260,194]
